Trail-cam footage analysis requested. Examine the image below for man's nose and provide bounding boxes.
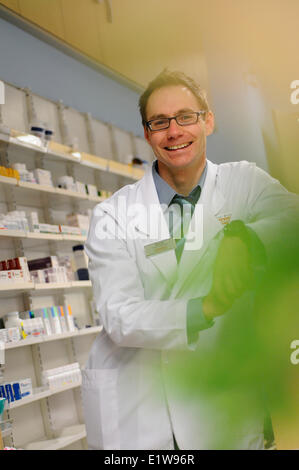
[166,118,184,138]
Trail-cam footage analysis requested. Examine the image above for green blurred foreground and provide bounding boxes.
[168,225,299,449]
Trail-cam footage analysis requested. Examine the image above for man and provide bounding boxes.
[82,70,299,450]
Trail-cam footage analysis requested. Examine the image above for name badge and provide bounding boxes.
[144,238,176,258]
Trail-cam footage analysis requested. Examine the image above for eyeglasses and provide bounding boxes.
[146,111,206,131]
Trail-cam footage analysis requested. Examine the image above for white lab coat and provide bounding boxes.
[82,159,299,450]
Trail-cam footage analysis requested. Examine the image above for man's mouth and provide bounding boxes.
[164,142,192,151]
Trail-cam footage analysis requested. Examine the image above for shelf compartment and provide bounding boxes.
[5,326,102,350]
[108,159,133,178]
[55,187,88,200]
[17,180,96,203]
[26,232,62,240]
[0,282,34,295]
[81,152,108,171]
[23,424,86,450]
[0,229,27,238]
[0,230,86,242]
[0,280,92,297]
[0,175,18,186]
[9,134,47,154]
[9,381,82,410]
[47,141,81,163]
[17,180,57,194]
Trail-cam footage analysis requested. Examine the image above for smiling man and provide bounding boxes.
[141,74,213,196]
[82,70,299,450]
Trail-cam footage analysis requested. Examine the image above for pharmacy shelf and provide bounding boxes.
[0,282,34,295]
[17,180,104,204]
[26,232,65,241]
[9,381,82,410]
[18,180,57,194]
[34,281,91,290]
[0,175,18,186]
[0,229,27,238]
[5,326,102,350]
[0,166,106,204]
[0,280,92,297]
[33,280,92,295]
[0,229,86,242]
[61,234,86,242]
[0,130,144,181]
[23,424,86,450]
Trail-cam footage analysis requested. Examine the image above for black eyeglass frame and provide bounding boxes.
[145,111,206,131]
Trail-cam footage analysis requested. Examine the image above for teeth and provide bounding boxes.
[166,142,190,150]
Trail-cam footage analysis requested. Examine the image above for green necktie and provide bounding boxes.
[169,185,201,263]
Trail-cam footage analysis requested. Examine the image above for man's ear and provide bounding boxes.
[204,111,215,136]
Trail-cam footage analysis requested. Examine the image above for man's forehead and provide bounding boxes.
[146,85,198,119]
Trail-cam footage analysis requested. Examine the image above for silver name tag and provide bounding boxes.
[144,238,176,257]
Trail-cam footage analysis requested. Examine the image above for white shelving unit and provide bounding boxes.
[0,79,151,450]
[9,382,82,410]
[5,326,102,350]
[23,424,87,450]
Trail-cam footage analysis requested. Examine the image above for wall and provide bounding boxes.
[199,0,299,188]
[0,17,144,137]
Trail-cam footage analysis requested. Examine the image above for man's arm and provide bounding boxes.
[85,206,191,350]
[246,165,299,263]
[191,164,299,323]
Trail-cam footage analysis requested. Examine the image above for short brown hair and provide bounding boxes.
[139,69,210,126]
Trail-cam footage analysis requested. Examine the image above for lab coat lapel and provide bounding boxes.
[133,168,178,285]
[172,160,225,298]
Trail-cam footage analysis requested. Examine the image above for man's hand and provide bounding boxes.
[203,235,254,321]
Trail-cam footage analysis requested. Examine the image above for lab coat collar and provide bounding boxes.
[134,166,178,284]
[133,160,225,288]
[173,160,225,297]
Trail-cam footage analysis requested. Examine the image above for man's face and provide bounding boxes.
[144,85,214,172]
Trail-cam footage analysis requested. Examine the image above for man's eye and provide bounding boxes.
[154,119,167,126]
[180,114,193,121]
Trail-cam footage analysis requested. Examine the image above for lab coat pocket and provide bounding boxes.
[81,368,120,450]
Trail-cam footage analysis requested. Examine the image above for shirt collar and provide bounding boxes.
[152,159,207,207]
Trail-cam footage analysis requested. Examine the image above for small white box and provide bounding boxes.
[30,270,45,283]
[0,329,8,343]
[7,270,24,282]
[87,184,98,197]
[7,327,21,343]
[75,181,86,194]
[19,378,33,398]
[0,271,9,282]
[59,225,82,235]
[34,168,53,186]
[18,257,30,282]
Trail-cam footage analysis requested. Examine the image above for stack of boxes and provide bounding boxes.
[0,211,29,231]
[0,257,31,284]
[42,363,81,390]
[66,213,90,237]
[0,378,33,404]
[0,166,20,181]
[28,255,73,284]
[0,304,77,345]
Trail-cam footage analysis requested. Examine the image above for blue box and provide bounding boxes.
[12,382,22,400]
[4,383,14,403]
